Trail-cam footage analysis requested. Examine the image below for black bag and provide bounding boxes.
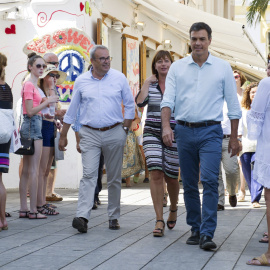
[14,86,35,156]
[15,137,35,155]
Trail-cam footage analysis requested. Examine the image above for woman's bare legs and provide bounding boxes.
[165,175,179,224]
[150,170,164,231]
[0,173,7,228]
[46,168,57,197]
[37,146,54,206]
[19,140,46,217]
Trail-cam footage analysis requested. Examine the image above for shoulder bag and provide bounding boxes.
[14,86,35,155]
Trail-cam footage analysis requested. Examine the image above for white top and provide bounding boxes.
[247,77,270,188]
[38,88,49,115]
[240,108,256,156]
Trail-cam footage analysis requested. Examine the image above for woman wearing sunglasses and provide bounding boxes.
[36,65,66,215]
[19,53,59,219]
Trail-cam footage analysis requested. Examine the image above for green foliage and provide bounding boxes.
[243,0,269,26]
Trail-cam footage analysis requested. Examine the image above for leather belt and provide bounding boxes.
[223,135,230,139]
[177,120,221,128]
[84,122,121,131]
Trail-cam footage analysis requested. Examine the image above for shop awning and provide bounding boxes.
[132,0,266,71]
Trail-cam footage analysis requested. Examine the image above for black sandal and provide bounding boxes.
[167,207,178,230]
[28,212,47,219]
[19,210,30,218]
[5,212,11,217]
[37,205,59,215]
[153,220,165,237]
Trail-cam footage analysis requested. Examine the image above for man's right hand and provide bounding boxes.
[59,136,68,151]
[162,126,174,147]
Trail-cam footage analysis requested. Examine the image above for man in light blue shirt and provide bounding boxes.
[59,45,135,233]
[161,22,242,250]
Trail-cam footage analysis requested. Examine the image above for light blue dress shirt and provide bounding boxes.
[161,53,242,122]
[71,107,82,132]
[64,68,135,127]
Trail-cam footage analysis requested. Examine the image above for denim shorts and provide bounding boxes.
[42,120,55,147]
[20,114,42,140]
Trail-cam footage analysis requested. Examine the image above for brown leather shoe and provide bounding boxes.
[46,193,63,202]
[229,195,237,207]
[217,204,224,211]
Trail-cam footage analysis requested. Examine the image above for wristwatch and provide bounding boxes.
[123,126,129,134]
[237,137,242,142]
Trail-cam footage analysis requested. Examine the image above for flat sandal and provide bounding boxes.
[153,220,165,237]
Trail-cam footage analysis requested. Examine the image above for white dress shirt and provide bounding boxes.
[64,68,135,128]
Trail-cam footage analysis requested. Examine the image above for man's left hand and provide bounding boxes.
[228,137,241,157]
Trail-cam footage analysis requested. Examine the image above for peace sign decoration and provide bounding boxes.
[23,27,95,104]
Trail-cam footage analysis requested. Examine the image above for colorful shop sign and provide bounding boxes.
[23,28,95,104]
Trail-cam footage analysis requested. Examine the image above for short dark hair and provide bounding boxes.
[189,22,212,39]
[151,50,173,79]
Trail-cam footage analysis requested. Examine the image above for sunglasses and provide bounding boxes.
[36,64,47,69]
[48,73,60,79]
[234,75,240,79]
[47,61,59,66]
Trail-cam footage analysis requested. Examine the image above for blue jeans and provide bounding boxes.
[240,152,263,203]
[175,123,223,238]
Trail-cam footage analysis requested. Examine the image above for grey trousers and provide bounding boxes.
[76,124,127,221]
[218,137,240,206]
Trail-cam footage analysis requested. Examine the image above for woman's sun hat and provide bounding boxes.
[39,64,67,85]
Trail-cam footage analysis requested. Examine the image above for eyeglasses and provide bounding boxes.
[47,61,59,66]
[36,64,47,69]
[234,75,240,79]
[94,56,112,63]
[48,73,60,79]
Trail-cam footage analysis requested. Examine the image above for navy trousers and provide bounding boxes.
[240,152,263,203]
[175,123,223,238]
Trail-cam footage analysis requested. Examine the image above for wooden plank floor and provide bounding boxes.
[1,177,268,270]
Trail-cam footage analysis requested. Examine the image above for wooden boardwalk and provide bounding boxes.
[1,178,268,270]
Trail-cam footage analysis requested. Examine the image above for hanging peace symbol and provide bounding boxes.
[58,50,85,81]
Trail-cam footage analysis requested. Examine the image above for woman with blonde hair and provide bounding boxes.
[19,53,59,219]
[0,53,13,230]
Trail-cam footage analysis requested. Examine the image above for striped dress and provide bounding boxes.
[136,82,179,179]
[0,83,13,173]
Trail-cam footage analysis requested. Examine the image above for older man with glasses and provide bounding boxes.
[59,45,135,233]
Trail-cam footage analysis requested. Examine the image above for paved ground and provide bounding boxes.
[1,176,268,270]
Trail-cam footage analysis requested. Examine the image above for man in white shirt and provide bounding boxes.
[59,45,135,233]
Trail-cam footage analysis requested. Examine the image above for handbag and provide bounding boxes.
[0,109,14,144]
[54,131,64,161]
[14,86,35,155]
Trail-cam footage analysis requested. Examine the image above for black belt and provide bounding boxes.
[177,120,221,128]
[84,122,121,131]
[223,135,230,139]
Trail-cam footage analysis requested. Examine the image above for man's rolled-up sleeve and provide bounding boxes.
[63,81,81,125]
[224,63,242,120]
[161,63,176,112]
[122,77,135,119]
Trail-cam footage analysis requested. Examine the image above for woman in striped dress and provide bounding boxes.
[136,50,179,237]
[0,53,13,231]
